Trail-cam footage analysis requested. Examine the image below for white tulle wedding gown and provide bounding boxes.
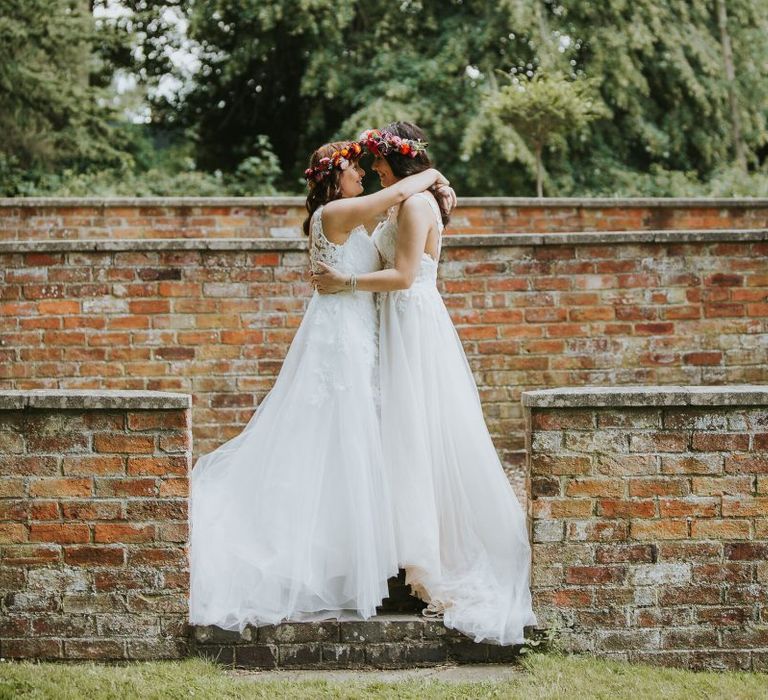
[372,192,537,645]
[189,206,398,632]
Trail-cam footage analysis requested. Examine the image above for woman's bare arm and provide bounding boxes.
[322,169,447,238]
[312,196,434,293]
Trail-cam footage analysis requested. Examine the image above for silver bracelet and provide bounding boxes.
[349,273,357,294]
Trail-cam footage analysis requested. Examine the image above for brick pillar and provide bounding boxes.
[524,386,768,672]
[0,390,191,661]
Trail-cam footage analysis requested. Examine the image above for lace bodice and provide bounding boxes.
[371,192,443,285]
[310,205,380,276]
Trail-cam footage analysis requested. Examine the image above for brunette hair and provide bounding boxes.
[379,121,450,226]
[302,141,350,236]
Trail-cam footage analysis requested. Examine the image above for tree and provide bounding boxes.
[715,0,746,170]
[4,0,768,197]
[555,0,768,189]
[0,0,122,177]
[468,72,606,196]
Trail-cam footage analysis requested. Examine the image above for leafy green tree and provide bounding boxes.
[554,0,768,191]
[4,0,768,197]
[0,0,123,179]
[467,72,606,196]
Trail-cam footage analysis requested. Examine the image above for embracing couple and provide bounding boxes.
[189,122,537,646]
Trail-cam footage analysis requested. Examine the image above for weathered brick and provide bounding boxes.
[630,519,688,541]
[691,476,754,496]
[93,568,160,591]
[1,543,61,565]
[0,455,58,476]
[595,454,657,476]
[62,455,125,476]
[532,498,594,519]
[126,455,187,476]
[657,541,721,562]
[661,454,723,475]
[125,499,187,520]
[29,477,93,498]
[3,638,63,659]
[93,433,155,454]
[127,546,186,567]
[28,523,90,544]
[597,410,662,429]
[629,477,689,497]
[658,497,718,518]
[690,519,751,540]
[566,566,626,585]
[63,545,125,566]
[531,477,560,497]
[127,411,187,431]
[565,478,624,498]
[722,496,768,517]
[595,544,656,564]
[567,520,629,542]
[725,542,768,560]
[691,432,750,452]
[532,519,564,542]
[724,454,768,474]
[631,563,691,586]
[94,477,157,497]
[692,563,752,584]
[597,499,656,519]
[530,454,591,476]
[64,639,126,660]
[93,523,155,543]
[629,432,688,453]
[532,410,595,430]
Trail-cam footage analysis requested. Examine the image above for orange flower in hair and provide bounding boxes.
[304,141,363,185]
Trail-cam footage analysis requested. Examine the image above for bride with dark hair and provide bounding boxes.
[189,139,452,631]
[313,121,537,645]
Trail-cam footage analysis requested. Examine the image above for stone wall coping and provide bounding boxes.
[2,228,766,254]
[0,389,192,411]
[522,385,768,408]
[2,196,768,208]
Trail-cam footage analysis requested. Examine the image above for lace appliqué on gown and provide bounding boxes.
[307,206,379,406]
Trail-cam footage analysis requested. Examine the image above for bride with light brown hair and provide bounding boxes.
[189,138,452,631]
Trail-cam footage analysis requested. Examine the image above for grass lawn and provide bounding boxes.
[0,652,765,699]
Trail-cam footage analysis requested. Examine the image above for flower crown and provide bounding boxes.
[358,129,428,158]
[304,142,363,185]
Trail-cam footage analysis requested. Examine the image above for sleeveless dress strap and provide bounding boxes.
[411,192,444,258]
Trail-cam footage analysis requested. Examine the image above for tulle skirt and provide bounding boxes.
[189,291,398,632]
[378,282,538,645]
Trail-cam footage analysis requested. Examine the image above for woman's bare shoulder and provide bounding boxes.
[399,191,434,216]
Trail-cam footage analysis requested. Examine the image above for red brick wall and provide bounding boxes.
[6,232,768,466]
[2,229,767,470]
[0,391,191,660]
[1,197,767,239]
[525,389,768,672]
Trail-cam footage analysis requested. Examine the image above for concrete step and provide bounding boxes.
[190,613,523,669]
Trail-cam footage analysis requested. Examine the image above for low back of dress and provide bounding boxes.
[371,192,443,286]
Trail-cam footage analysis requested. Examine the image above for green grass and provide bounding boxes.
[0,653,765,700]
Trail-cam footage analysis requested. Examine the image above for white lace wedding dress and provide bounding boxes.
[189,206,398,632]
[372,192,537,645]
